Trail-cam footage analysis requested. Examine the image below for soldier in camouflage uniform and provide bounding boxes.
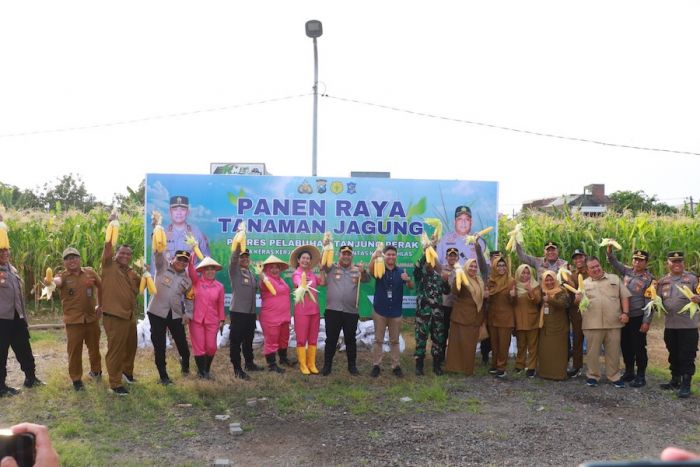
[413,251,450,376]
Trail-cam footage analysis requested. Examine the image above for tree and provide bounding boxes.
[609,190,676,215]
[0,181,44,210]
[113,179,145,214]
[41,173,97,212]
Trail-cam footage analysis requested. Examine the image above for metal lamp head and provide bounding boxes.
[305,20,323,38]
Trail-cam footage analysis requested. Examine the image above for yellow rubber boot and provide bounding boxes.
[307,345,319,374]
[297,347,310,375]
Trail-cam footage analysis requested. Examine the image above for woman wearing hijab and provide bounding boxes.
[537,270,570,380]
[187,255,225,379]
[445,258,487,376]
[512,264,542,378]
[259,255,291,373]
[290,245,323,375]
[487,255,515,378]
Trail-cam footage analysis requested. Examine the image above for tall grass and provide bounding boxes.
[499,211,700,277]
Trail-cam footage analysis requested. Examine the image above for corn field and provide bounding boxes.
[3,208,144,305]
[499,211,700,277]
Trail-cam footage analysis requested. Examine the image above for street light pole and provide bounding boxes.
[305,20,323,177]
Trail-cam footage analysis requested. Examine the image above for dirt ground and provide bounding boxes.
[3,323,700,466]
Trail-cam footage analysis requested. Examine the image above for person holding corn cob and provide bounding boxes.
[656,251,700,398]
[536,270,570,381]
[0,245,43,397]
[369,245,413,378]
[444,258,487,376]
[148,249,194,385]
[413,242,450,376]
[258,255,291,373]
[45,247,103,391]
[578,256,631,388]
[100,213,141,395]
[186,254,225,380]
[439,248,460,362]
[486,254,515,378]
[320,245,370,376]
[606,245,654,388]
[228,245,263,380]
[512,264,542,378]
[516,240,568,280]
[290,245,323,375]
[565,249,588,378]
[436,205,487,264]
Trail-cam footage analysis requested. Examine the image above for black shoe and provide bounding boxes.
[122,373,136,384]
[195,356,207,379]
[266,353,285,373]
[0,385,20,397]
[526,369,535,378]
[321,365,332,376]
[277,348,296,367]
[630,375,646,388]
[621,370,636,382]
[392,367,404,378]
[234,368,250,380]
[23,377,45,388]
[678,375,692,399]
[180,358,190,375]
[348,366,360,376]
[370,365,381,378]
[566,367,582,378]
[73,380,85,391]
[488,367,498,375]
[433,359,444,376]
[415,358,424,376]
[158,377,173,385]
[110,386,129,396]
[496,370,506,378]
[660,375,681,390]
[244,362,264,372]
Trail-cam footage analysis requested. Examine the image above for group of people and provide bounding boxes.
[1,202,699,402]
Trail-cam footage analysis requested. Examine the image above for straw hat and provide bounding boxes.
[262,255,289,271]
[195,256,222,272]
[289,245,321,269]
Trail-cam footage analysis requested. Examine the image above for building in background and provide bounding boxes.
[521,184,610,216]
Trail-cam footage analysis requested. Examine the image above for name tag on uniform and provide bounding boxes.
[387,291,393,299]
[243,278,249,284]
[335,274,341,280]
[86,288,93,298]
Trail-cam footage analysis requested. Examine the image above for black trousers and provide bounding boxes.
[620,315,648,375]
[0,312,36,385]
[148,311,190,372]
[441,305,452,359]
[664,327,699,376]
[229,312,256,368]
[324,309,359,367]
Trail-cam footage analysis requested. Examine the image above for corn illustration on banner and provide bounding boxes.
[146,174,498,317]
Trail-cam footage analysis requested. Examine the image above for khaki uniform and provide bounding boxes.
[57,268,102,382]
[581,273,631,382]
[567,267,588,370]
[101,249,141,389]
[514,288,542,370]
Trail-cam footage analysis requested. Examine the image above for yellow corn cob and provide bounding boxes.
[230,222,247,252]
[676,285,700,318]
[556,266,571,283]
[185,234,204,260]
[140,272,157,295]
[599,238,622,250]
[374,256,385,279]
[696,283,700,295]
[261,273,276,295]
[152,225,167,253]
[139,276,146,294]
[46,267,53,283]
[644,283,657,299]
[301,271,307,289]
[563,284,579,294]
[465,227,493,245]
[186,288,195,300]
[578,274,585,292]
[321,232,334,267]
[454,264,468,291]
[105,220,120,246]
[0,221,10,249]
[505,223,523,253]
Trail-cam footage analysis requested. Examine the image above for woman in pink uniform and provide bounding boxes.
[258,255,291,373]
[187,256,225,379]
[290,245,323,375]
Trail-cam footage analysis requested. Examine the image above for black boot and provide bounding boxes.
[660,374,681,390]
[321,348,333,376]
[233,363,250,380]
[195,356,207,378]
[415,357,424,376]
[433,357,444,376]
[347,343,359,376]
[157,367,172,385]
[244,360,264,372]
[205,355,214,380]
[621,367,635,382]
[266,353,285,373]
[23,371,44,388]
[278,348,295,367]
[678,374,692,399]
[180,357,190,375]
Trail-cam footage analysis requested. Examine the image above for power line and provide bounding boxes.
[0,93,311,139]
[323,94,700,157]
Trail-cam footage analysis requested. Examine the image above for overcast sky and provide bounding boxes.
[1,1,698,213]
